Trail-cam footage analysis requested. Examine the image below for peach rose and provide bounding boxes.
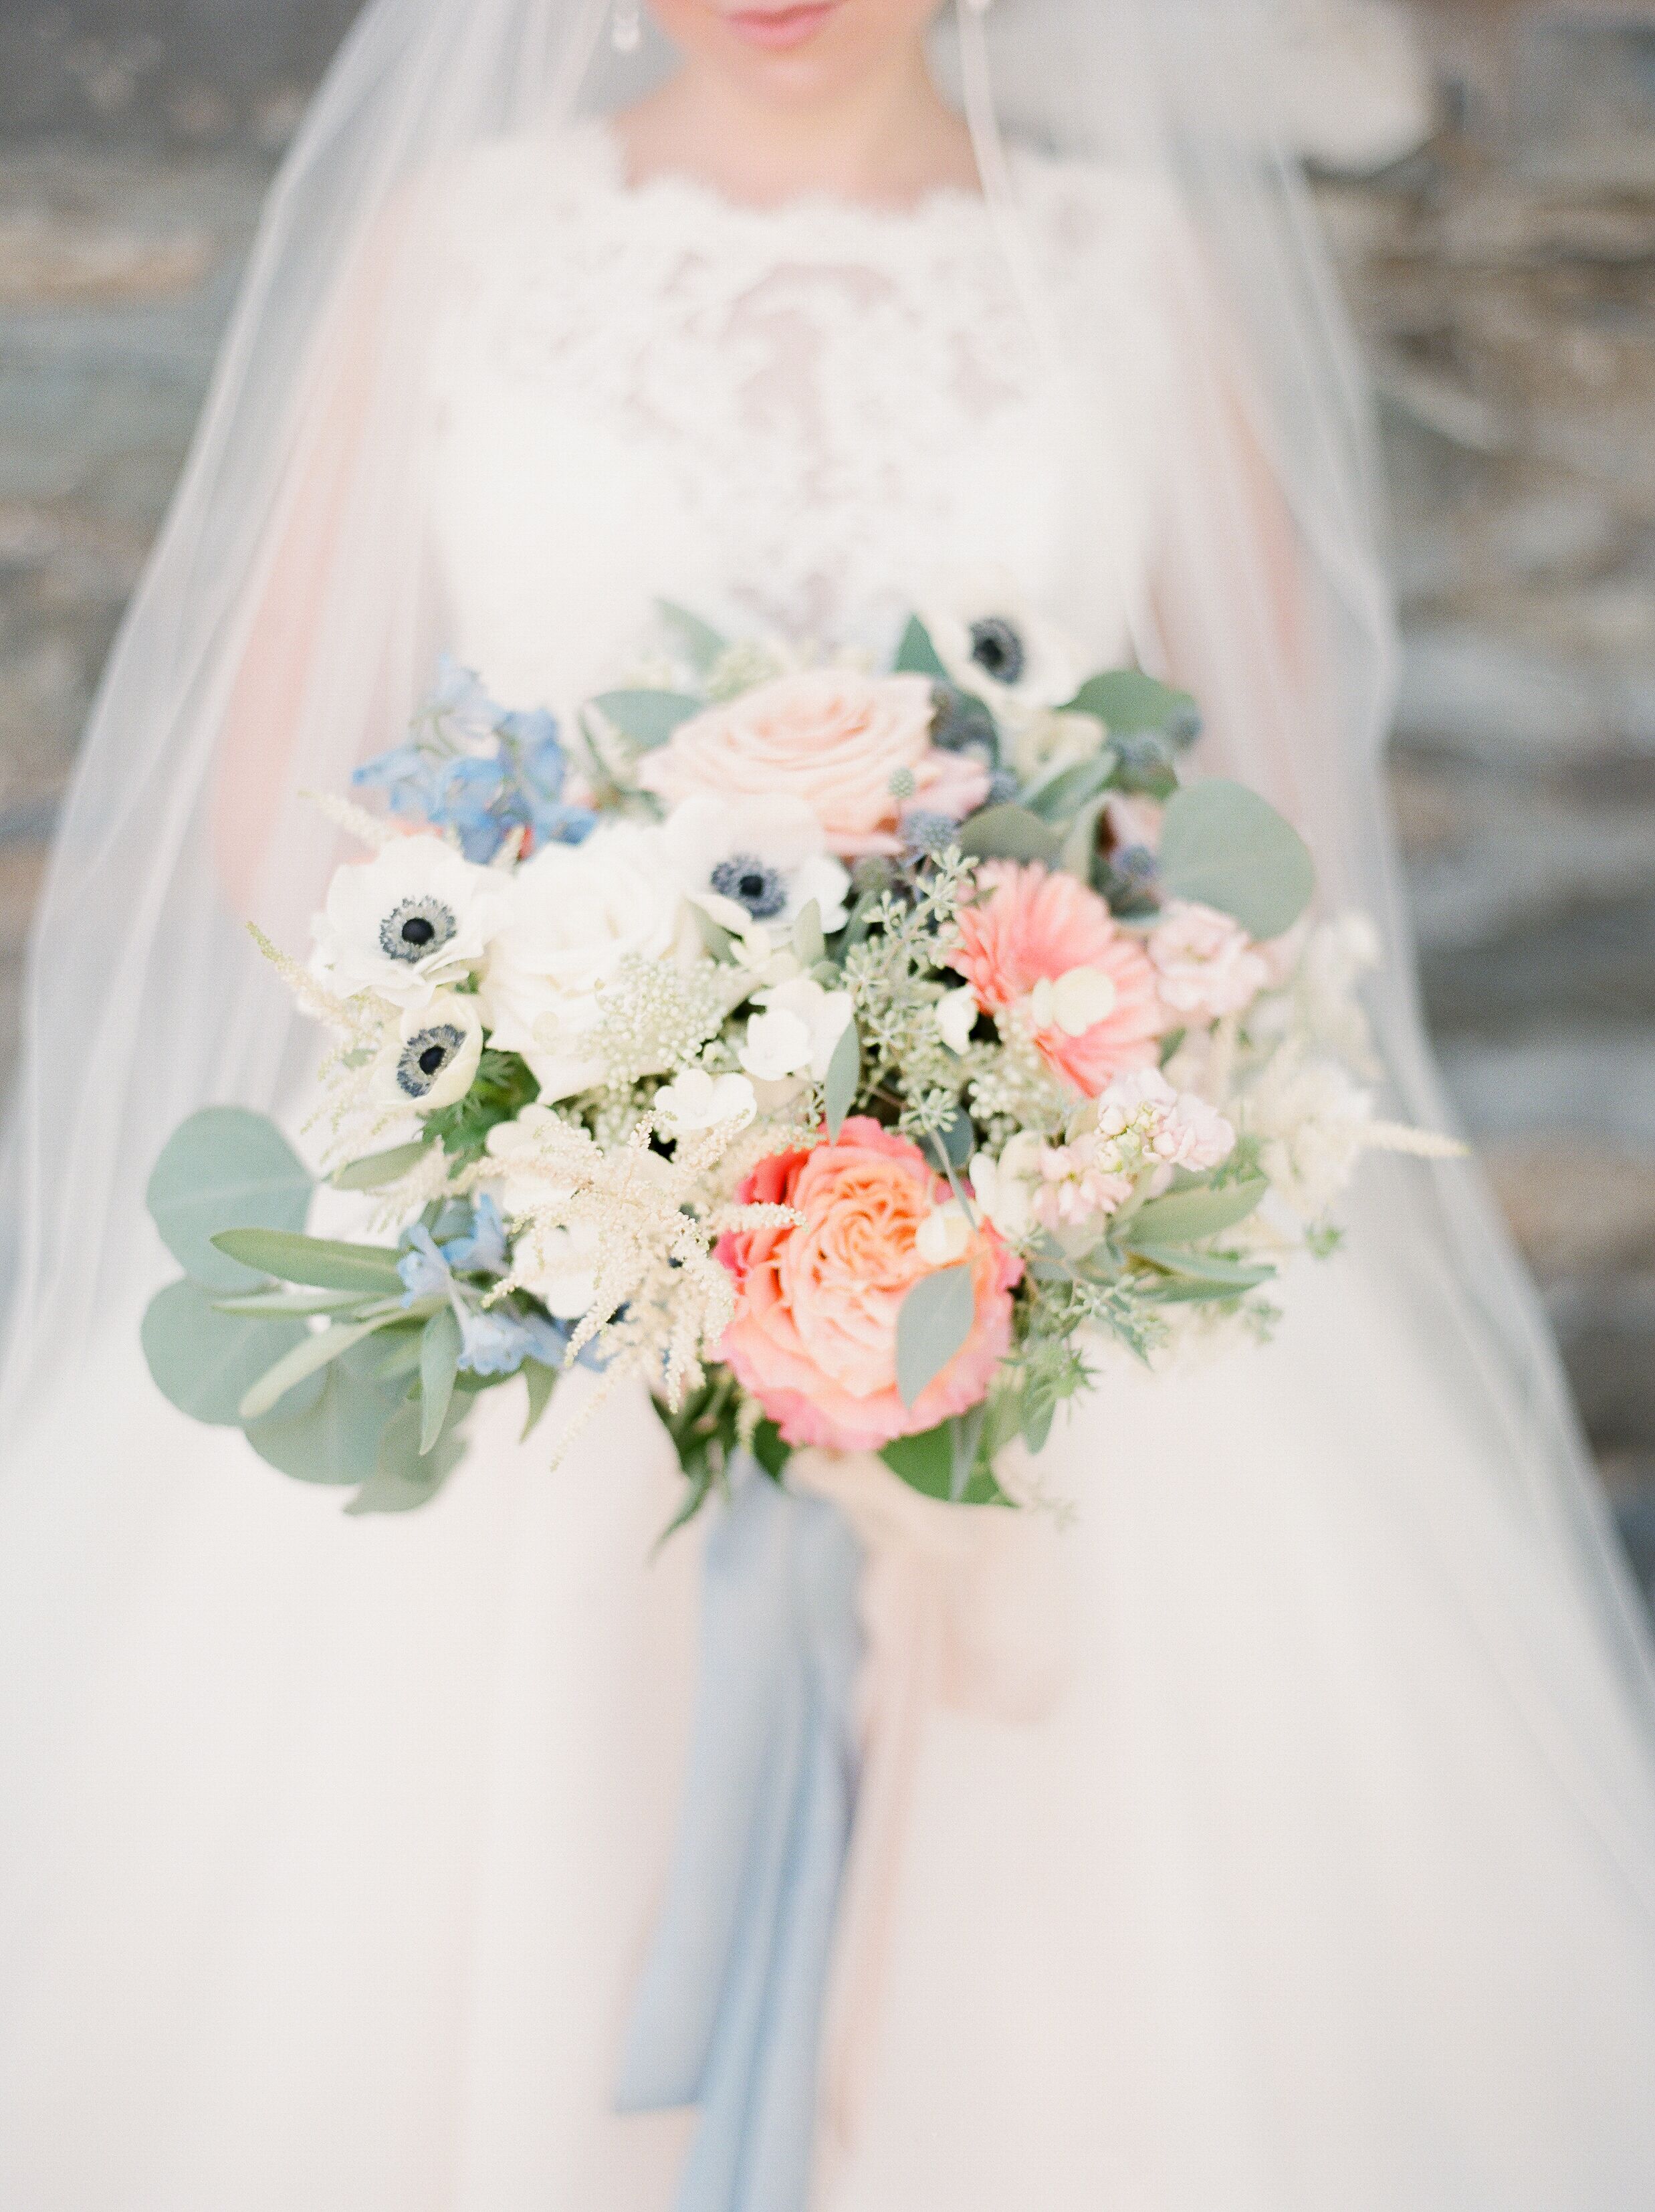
[950,862,1167,1097]
[637,670,974,858]
[717,1118,1022,1453]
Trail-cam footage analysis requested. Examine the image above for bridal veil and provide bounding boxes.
[3,0,1652,1889]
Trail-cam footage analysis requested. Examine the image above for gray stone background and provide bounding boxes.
[1,2,1652,1577]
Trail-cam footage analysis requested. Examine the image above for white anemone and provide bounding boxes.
[663,792,851,935]
[313,835,507,1011]
[921,579,1085,724]
[373,992,485,1114]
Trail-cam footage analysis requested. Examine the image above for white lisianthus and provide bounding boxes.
[1244,1057,1373,1219]
[916,1200,974,1267]
[663,792,851,934]
[372,993,484,1113]
[479,820,699,1101]
[968,1134,1046,1244]
[314,835,507,1011]
[654,1068,758,1136]
[935,985,979,1057]
[922,580,1085,724]
[740,977,853,1084]
[1028,965,1119,1038]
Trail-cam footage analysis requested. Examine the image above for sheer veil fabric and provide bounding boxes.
[1,0,1655,2203]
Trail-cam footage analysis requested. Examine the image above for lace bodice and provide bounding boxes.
[426,125,1168,710]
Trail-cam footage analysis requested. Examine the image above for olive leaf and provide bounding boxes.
[419,1306,463,1455]
[238,1313,401,1424]
[1125,1177,1268,1247]
[212,1228,406,1296]
[895,1264,976,1408]
[330,1140,431,1192]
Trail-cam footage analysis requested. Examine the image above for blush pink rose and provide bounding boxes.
[717,1118,1023,1453]
[637,670,972,858]
[950,862,1168,1096]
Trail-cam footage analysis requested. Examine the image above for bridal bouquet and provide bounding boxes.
[142,600,1449,1516]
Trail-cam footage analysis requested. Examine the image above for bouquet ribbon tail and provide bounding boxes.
[615,1460,863,2212]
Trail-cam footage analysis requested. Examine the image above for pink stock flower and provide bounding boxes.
[950,862,1167,1096]
[716,1118,1022,1453]
[1149,900,1271,1023]
[637,670,978,859]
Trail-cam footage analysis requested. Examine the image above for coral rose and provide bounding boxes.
[717,1118,1022,1453]
[950,862,1167,1096]
[637,670,976,858]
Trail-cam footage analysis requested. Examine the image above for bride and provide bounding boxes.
[4,2,1655,2205]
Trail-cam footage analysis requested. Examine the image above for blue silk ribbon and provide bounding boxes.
[615,1462,863,2212]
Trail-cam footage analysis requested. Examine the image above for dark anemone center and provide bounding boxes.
[969,616,1026,687]
[710,853,787,921]
[418,1043,448,1076]
[381,896,457,964]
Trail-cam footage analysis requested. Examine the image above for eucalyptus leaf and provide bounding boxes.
[893,614,948,678]
[1022,752,1119,825]
[369,1328,427,1385]
[895,1264,976,1408]
[520,1356,559,1442]
[1126,1177,1268,1247]
[142,1280,319,1428]
[419,1306,463,1455]
[823,1018,861,1140]
[1157,781,1315,941]
[238,1314,399,1423]
[330,1140,431,1193]
[958,805,1063,868]
[244,1362,396,1486]
[346,1398,468,1516]
[656,599,728,673]
[1066,670,1200,737]
[146,1108,312,1292]
[211,1228,405,1296]
[921,1109,975,1173]
[591,689,703,750]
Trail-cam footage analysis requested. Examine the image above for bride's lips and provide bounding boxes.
[722,3,841,52]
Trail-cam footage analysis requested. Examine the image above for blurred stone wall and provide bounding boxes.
[1,1,1652,1573]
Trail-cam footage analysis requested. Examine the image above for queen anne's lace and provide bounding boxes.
[426,126,1159,685]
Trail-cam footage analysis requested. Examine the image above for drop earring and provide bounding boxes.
[613,0,643,53]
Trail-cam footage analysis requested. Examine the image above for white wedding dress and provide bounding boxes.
[5,125,1655,2212]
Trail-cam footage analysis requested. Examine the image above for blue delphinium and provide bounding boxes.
[456,1306,570,1378]
[440,1192,509,1276]
[354,656,597,864]
[397,1225,453,1304]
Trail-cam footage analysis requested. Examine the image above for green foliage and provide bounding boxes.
[330,1140,431,1192]
[237,1313,401,1423]
[211,1227,405,1296]
[1065,670,1200,740]
[1157,780,1315,941]
[142,1280,317,1428]
[958,804,1063,867]
[1021,753,1120,825]
[823,1018,861,1140]
[245,1355,400,1488]
[146,1107,312,1292]
[590,689,704,749]
[1125,1177,1268,1246]
[893,614,949,678]
[423,1049,540,1164]
[895,1264,975,1408]
[346,1397,469,1516]
[881,1421,1008,1507]
[419,1306,463,1453]
[656,600,729,674]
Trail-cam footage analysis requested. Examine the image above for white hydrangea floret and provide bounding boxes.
[313,835,507,1011]
[740,977,853,1084]
[654,1068,758,1137]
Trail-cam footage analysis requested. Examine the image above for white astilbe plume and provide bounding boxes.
[247,922,383,1047]
[300,787,407,853]
[469,1104,800,1466]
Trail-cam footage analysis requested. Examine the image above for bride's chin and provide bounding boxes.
[651,0,942,96]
